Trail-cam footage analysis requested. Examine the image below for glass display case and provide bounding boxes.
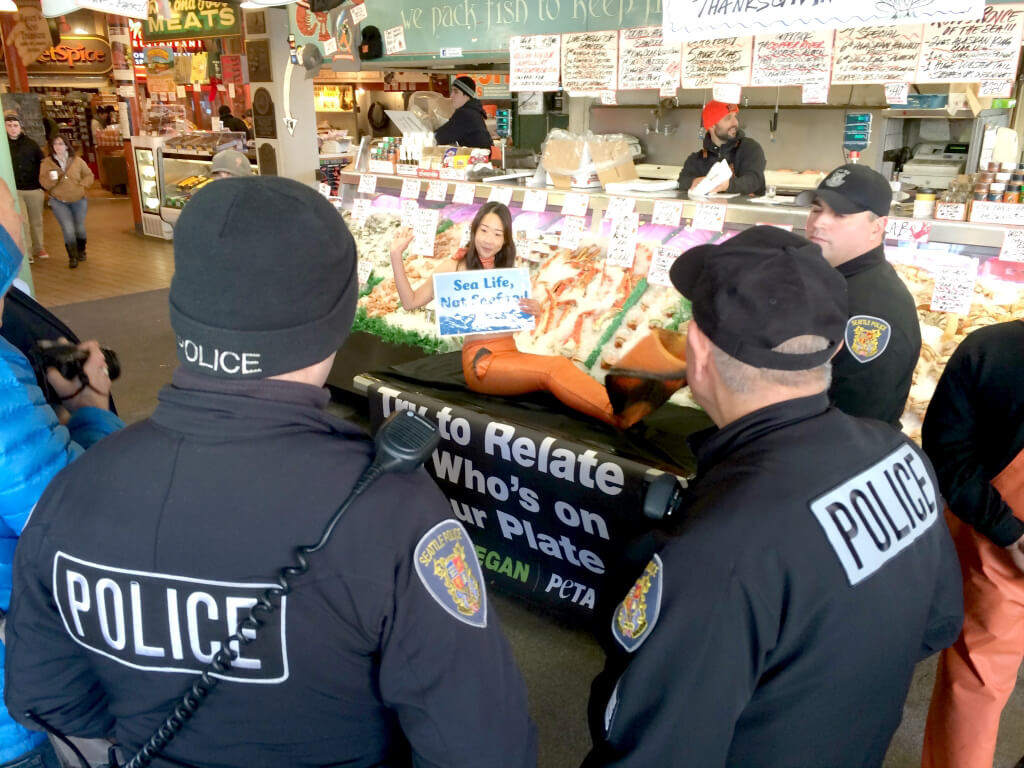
[130,135,172,239]
[159,132,256,225]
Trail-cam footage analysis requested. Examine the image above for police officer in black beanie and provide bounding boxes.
[435,75,493,149]
[584,226,962,768]
[5,177,537,768]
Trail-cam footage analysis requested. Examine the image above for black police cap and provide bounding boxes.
[670,226,848,371]
[795,164,893,218]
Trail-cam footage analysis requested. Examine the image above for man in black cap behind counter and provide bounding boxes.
[4,176,536,768]
[435,75,493,149]
[583,226,962,768]
[798,164,921,427]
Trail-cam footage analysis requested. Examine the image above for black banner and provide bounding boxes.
[368,380,677,623]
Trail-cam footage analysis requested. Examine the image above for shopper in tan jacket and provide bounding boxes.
[39,136,94,268]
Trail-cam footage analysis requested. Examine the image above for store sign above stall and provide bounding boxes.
[143,0,240,42]
[8,36,114,74]
[663,0,984,42]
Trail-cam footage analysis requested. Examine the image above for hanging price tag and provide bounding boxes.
[930,260,977,314]
[605,197,636,220]
[558,216,586,250]
[934,202,966,221]
[357,259,374,288]
[452,183,476,205]
[1000,229,1024,262]
[885,218,931,243]
[693,202,726,232]
[885,83,909,105]
[350,2,368,24]
[318,182,332,198]
[175,85,186,99]
[487,186,514,206]
[980,81,1013,98]
[802,82,828,104]
[412,208,441,257]
[516,236,540,262]
[324,37,338,56]
[460,227,471,248]
[651,200,683,227]
[607,212,640,268]
[600,91,617,105]
[400,199,419,228]
[561,193,590,217]
[425,181,448,201]
[659,82,677,98]
[522,189,549,213]
[400,178,420,199]
[647,246,681,287]
[350,198,372,227]
[358,174,378,194]
[712,82,742,104]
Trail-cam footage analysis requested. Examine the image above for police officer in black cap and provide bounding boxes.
[4,177,536,768]
[797,164,921,427]
[583,226,962,768]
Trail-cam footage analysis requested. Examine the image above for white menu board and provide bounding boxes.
[618,26,682,91]
[509,34,562,92]
[752,30,834,87]
[682,37,753,89]
[917,4,1024,83]
[561,31,618,94]
[831,25,923,84]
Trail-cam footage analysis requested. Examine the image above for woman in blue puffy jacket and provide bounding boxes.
[0,178,123,767]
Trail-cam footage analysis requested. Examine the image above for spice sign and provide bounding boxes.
[434,268,535,336]
[662,0,983,43]
[143,0,240,42]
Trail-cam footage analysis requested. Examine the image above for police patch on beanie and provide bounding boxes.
[169,177,358,379]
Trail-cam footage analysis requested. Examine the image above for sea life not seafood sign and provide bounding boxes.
[663,0,985,43]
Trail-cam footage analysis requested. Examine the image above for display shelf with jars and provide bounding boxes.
[159,135,257,225]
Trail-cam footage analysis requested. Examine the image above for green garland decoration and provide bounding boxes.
[666,297,692,332]
[584,277,649,370]
[351,307,457,355]
[358,274,385,298]
[437,218,454,234]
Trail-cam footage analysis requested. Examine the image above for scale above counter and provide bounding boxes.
[900,142,968,190]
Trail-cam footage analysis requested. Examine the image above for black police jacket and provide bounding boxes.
[435,99,492,149]
[829,245,922,428]
[585,394,963,768]
[677,130,766,196]
[923,320,1024,546]
[5,371,536,768]
[7,134,42,191]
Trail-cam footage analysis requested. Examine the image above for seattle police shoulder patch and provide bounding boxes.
[611,555,663,653]
[844,315,891,364]
[414,520,487,628]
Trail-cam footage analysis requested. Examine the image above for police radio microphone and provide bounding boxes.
[30,409,439,768]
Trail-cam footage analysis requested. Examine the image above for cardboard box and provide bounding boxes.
[589,140,638,187]
[543,136,638,190]
[543,137,588,189]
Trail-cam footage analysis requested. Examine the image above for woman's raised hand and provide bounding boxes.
[390,227,415,258]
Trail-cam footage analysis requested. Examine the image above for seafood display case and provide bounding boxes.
[335,172,1024,440]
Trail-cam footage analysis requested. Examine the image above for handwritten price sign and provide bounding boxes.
[400,179,420,199]
[487,186,514,206]
[350,198,372,227]
[712,82,741,103]
[400,199,419,228]
[562,193,590,217]
[934,202,966,221]
[651,200,683,227]
[647,246,681,287]
[605,196,636,220]
[358,174,377,194]
[357,259,373,288]
[1000,229,1024,262]
[802,82,828,104]
[412,208,441,257]
[980,81,1013,98]
[885,83,909,105]
[607,212,640,268]
[885,218,931,243]
[693,202,726,232]
[318,182,332,198]
[522,188,549,213]
[452,183,476,205]
[930,261,977,315]
[350,2,368,24]
[424,181,448,202]
[558,216,586,250]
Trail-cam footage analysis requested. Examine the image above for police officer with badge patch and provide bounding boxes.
[583,227,962,768]
[797,164,921,427]
[4,178,536,768]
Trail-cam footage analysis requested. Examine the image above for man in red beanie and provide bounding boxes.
[678,101,766,196]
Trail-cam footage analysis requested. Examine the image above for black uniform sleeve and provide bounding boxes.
[676,150,705,193]
[377,520,536,768]
[726,139,766,196]
[5,516,115,738]
[919,512,964,659]
[591,548,771,767]
[829,322,917,427]
[922,349,1024,547]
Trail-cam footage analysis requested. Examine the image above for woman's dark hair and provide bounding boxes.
[46,136,74,159]
[463,201,515,271]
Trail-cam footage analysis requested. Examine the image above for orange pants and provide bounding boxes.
[922,448,1024,768]
[461,336,616,426]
